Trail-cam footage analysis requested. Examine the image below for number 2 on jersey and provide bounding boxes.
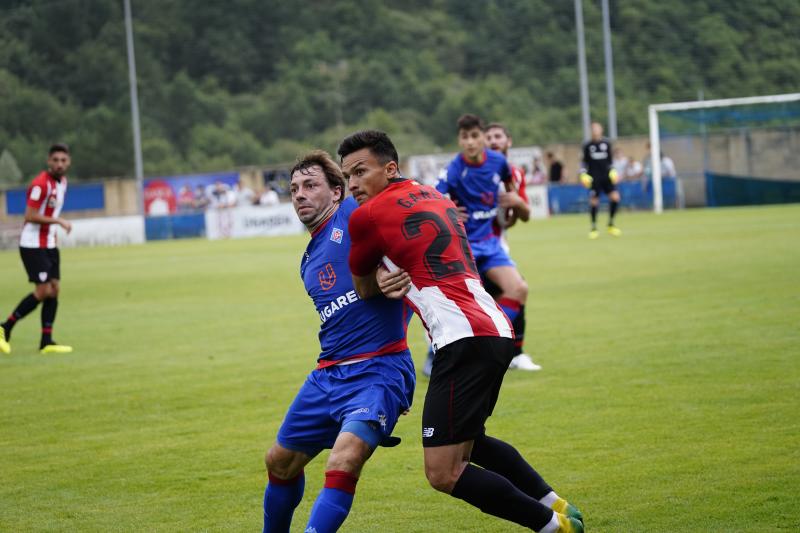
[401,208,478,279]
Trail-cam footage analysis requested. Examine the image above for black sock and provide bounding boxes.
[3,293,41,339]
[511,305,525,356]
[590,205,598,229]
[471,433,552,500]
[451,463,553,531]
[609,200,619,225]
[40,298,57,348]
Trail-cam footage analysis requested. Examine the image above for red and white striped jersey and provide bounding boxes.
[20,171,68,249]
[349,179,513,352]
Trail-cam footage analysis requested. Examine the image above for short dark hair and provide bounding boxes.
[486,122,510,136]
[49,143,70,155]
[337,130,399,164]
[456,114,485,133]
[290,150,346,203]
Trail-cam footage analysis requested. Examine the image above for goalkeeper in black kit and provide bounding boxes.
[580,122,621,239]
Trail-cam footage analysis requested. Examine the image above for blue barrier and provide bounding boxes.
[144,213,206,241]
[5,182,105,215]
[548,178,677,214]
[706,173,800,207]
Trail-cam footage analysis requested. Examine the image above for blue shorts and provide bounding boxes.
[276,352,416,457]
[470,236,516,276]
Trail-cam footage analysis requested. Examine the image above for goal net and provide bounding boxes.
[648,93,800,212]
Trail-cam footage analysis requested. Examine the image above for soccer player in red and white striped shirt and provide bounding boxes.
[341,130,583,533]
[0,144,73,355]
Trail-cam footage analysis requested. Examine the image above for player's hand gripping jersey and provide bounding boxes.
[348,179,512,352]
[435,149,511,242]
[301,197,410,368]
[20,171,67,249]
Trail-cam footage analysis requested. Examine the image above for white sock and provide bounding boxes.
[539,490,559,508]
[539,511,560,533]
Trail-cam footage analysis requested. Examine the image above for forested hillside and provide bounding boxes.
[1,0,798,181]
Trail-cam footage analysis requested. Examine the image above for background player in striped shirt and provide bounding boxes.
[262,150,415,533]
[343,130,583,533]
[1,143,73,355]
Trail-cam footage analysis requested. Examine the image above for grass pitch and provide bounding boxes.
[1,205,798,532]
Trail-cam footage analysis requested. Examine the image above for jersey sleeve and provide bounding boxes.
[26,176,47,209]
[434,165,453,195]
[582,143,590,169]
[499,155,511,183]
[348,205,386,276]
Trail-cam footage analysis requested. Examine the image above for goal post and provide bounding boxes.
[648,92,800,213]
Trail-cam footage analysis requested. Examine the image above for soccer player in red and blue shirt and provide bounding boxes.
[262,150,415,533]
[434,115,536,371]
[342,130,583,533]
[1,143,73,355]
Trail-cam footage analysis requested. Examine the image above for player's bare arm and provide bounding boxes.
[351,269,382,300]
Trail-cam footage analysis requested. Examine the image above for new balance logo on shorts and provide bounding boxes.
[422,427,435,438]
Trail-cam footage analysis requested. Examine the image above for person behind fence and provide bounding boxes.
[1,143,74,356]
[546,151,563,183]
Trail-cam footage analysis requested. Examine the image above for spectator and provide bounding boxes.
[259,185,280,206]
[177,185,194,211]
[529,157,546,185]
[661,152,677,178]
[208,181,233,208]
[613,147,643,181]
[545,151,563,183]
[232,180,255,206]
[642,143,677,180]
[193,184,209,210]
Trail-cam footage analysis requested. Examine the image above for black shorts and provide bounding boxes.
[422,336,515,447]
[20,247,60,284]
[590,175,616,197]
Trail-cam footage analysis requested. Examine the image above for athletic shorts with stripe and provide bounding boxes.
[276,352,415,457]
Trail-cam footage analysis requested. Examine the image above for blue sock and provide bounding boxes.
[497,297,521,323]
[305,470,358,533]
[263,471,305,533]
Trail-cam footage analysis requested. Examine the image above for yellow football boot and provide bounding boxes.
[553,497,584,524]
[589,229,599,239]
[40,344,73,354]
[0,328,10,355]
[556,512,584,533]
[607,225,622,237]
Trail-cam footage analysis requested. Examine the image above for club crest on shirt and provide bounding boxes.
[330,227,343,244]
[318,262,337,290]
